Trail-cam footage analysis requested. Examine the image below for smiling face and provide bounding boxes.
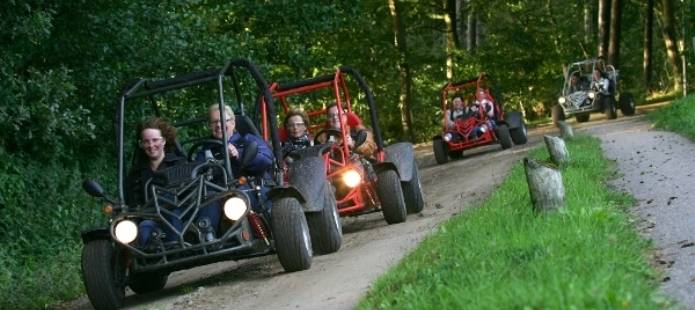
[208,109,235,140]
[452,97,464,110]
[327,105,347,130]
[286,115,307,139]
[139,128,166,161]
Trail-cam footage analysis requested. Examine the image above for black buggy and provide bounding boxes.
[80,59,320,309]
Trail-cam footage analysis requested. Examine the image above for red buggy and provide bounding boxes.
[433,74,528,164]
[261,66,424,226]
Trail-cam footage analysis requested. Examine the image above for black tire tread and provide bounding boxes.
[496,124,513,149]
[81,240,125,310]
[272,197,312,272]
[433,138,448,165]
[377,170,407,224]
[306,182,342,254]
[402,161,424,214]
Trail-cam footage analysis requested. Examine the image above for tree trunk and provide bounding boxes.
[644,0,654,91]
[388,0,414,141]
[607,0,622,66]
[544,135,570,166]
[466,0,476,52]
[443,0,455,80]
[449,0,463,49]
[659,0,683,91]
[524,158,565,212]
[597,0,611,58]
[584,0,594,46]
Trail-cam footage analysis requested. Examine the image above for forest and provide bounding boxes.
[1,0,693,307]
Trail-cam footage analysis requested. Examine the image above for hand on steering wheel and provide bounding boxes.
[186,139,225,161]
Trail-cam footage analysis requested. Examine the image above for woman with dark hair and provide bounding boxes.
[282,109,313,156]
[126,117,220,247]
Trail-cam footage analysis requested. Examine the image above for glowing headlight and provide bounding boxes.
[443,133,452,142]
[223,197,248,221]
[588,91,595,99]
[342,170,362,188]
[114,220,138,244]
[558,97,566,104]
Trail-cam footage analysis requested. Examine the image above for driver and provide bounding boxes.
[196,104,273,212]
[592,68,610,94]
[315,103,376,156]
[281,109,313,157]
[196,104,273,178]
[444,96,467,130]
[126,117,219,247]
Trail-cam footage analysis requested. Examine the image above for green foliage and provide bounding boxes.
[358,135,671,309]
[648,95,695,139]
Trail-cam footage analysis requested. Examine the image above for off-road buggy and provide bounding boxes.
[80,59,334,309]
[553,58,635,123]
[432,74,528,165]
[262,66,424,225]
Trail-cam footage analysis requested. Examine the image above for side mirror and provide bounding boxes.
[83,179,105,198]
[241,140,259,169]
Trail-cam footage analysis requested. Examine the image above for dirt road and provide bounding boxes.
[67,109,684,310]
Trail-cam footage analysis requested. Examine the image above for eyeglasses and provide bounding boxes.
[139,137,164,147]
[208,119,233,128]
[287,122,306,128]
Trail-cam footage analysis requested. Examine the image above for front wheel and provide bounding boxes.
[306,182,342,255]
[496,124,512,150]
[82,240,126,310]
[604,96,617,119]
[272,197,312,272]
[129,272,169,295]
[402,160,425,214]
[510,121,528,145]
[377,170,407,224]
[575,113,590,123]
[432,138,448,165]
[619,92,636,116]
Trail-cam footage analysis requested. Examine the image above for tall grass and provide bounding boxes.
[359,135,671,309]
[649,95,695,139]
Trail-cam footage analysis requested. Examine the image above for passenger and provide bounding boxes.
[592,68,610,94]
[473,88,496,120]
[316,103,376,156]
[126,117,217,246]
[444,96,467,130]
[196,104,274,212]
[282,109,312,157]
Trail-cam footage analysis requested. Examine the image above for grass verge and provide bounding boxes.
[358,135,672,309]
[648,94,695,139]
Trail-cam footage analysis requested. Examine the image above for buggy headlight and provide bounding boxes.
[114,220,138,244]
[588,91,595,99]
[223,197,247,221]
[558,97,566,104]
[443,133,452,142]
[342,169,361,188]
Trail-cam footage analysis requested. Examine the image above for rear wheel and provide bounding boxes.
[496,124,512,149]
[272,197,312,272]
[433,138,448,164]
[129,272,168,295]
[402,160,424,214]
[551,104,565,124]
[82,240,126,310]
[619,92,636,116]
[306,182,342,255]
[575,113,590,123]
[377,170,407,224]
[510,121,528,145]
[604,96,618,119]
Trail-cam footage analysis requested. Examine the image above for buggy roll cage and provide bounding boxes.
[114,59,282,206]
[263,66,385,155]
[561,58,617,96]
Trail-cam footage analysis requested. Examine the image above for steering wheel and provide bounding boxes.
[186,138,225,161]
[313,128,344,146]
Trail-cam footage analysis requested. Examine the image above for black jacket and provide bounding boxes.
[125,152,187,206]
